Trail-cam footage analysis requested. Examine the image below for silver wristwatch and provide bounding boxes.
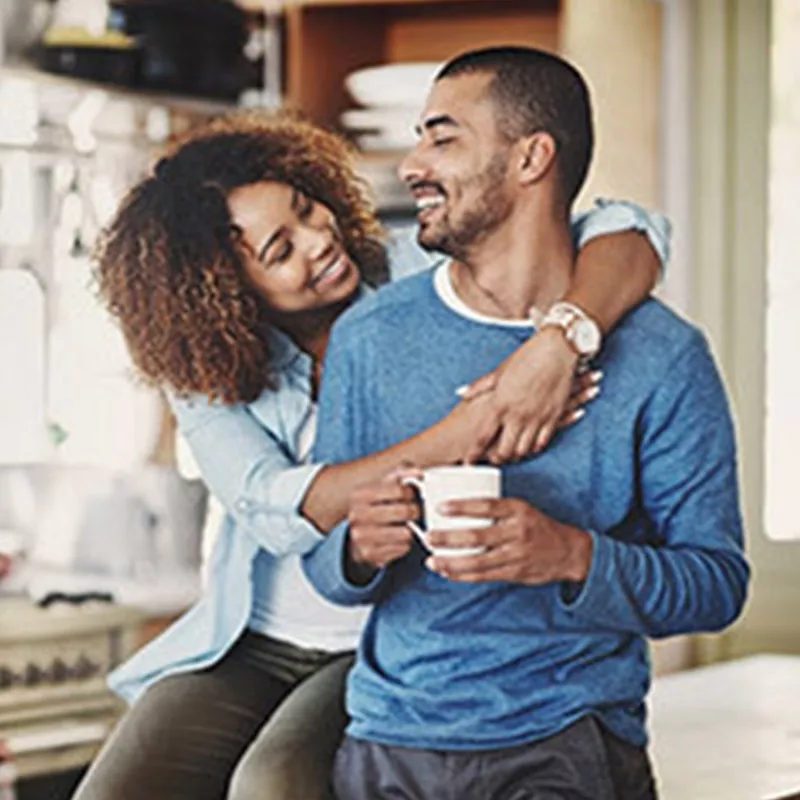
[539,301,602,361]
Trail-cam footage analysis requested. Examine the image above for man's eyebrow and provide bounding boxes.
[414,114,460,137]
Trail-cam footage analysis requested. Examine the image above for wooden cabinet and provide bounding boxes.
[0,600,144,781]
[241,0,561,127]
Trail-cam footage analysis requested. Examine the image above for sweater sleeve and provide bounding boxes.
[560,335,750,636]
[302,323,392,605]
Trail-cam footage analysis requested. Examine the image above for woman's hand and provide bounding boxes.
[460,327,602,464]
[433,391,500,465]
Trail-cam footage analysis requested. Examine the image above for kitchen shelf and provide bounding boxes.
[0,62,238,117]
[238,0,517,9]
[281,0,560,127]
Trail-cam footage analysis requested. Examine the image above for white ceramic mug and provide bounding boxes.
[402,465,501,558]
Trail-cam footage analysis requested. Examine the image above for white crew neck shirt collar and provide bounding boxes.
[433,261,536,330]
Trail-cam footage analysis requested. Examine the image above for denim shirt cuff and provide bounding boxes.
[575,198,672,276]
[267,462,327,515]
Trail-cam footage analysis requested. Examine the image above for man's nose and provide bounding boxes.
[398,144,425,186]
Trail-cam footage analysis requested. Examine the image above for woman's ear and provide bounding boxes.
[517,132,558,186]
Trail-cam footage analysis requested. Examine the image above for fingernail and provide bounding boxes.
[572,408,586,421]
[586,385,601,400]
[455,384,470,397]
[590,370,604,382]
[438,502,454,514]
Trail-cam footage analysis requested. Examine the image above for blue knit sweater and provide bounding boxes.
[303,264,749,750]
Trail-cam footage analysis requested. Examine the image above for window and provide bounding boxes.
[765,0,800,540]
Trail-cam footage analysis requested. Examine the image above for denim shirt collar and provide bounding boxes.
[266,285,373,378]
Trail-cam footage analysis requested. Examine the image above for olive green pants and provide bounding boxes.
[72,632,353,800]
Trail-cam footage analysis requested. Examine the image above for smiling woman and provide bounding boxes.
[96,112,388,406]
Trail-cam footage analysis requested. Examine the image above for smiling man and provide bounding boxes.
[304,47,749,799]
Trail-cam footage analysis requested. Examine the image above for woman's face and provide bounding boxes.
[227,180,361,315]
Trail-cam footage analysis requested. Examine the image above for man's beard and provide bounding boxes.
[417,151,513,262]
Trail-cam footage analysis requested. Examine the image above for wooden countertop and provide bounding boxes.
[649,654,800,800]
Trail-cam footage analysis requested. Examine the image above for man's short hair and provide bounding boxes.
[437,47,594,206]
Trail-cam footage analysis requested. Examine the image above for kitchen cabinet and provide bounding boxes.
[0,599,144,782]
[241,0,560,127]
[3,1,561,127]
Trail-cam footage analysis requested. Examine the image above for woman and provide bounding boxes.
[74,112,668,800]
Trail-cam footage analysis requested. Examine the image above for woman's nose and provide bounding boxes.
[300,224,335,263]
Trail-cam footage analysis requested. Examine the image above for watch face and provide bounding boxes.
[572,319,601,356]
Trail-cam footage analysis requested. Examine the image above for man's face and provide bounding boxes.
[399,72,516,260]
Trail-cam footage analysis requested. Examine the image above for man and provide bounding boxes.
[304,47,749,799]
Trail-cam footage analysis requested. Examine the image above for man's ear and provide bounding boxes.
[517,132,558,186]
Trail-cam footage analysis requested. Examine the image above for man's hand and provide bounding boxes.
[461,327,602,464]
[425,497,593,585]
[346,467,421,583]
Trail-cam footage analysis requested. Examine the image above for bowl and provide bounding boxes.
[340,106,419,132]
[345,61,442,108]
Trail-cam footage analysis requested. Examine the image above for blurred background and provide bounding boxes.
[0,0,797,798]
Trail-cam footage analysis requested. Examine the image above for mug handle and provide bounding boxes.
[400,475,426,541]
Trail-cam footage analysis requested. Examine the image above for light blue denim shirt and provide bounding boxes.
[108,201,671,705]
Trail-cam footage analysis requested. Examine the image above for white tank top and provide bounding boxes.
[247,409,369,652]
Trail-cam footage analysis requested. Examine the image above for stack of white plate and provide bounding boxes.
[341,61,442,152]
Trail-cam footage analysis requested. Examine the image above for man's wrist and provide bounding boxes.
[345,540,379,586]
[563,525,593,582]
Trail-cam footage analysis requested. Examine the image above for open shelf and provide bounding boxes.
[0,62,238,117]
[282,0,560,126]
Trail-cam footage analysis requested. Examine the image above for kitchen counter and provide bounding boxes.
[650,654,800,800]
[0,598,145,782]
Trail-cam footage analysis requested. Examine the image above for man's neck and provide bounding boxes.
[448,201,574,321]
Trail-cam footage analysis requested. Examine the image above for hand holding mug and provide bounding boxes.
[426,497,593,585]
[346,466,421,578]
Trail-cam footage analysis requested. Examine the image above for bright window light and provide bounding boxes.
[765,0,800,540]
[0,269,48,463]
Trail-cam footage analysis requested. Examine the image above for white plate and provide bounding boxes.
[340,106,418,133]
[345,61,442,108]
[355,131,417,152]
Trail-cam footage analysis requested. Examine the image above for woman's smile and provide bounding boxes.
[311,251,356,291]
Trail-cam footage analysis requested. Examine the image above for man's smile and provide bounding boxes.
[410,183,447,224]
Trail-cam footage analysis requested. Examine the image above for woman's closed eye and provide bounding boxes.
[257,231,292,267]
[272,239,293,264]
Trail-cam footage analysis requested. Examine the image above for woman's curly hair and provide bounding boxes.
[95,111,388,404]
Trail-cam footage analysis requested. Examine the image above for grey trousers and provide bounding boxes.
[72,631,353,800]
[333,716,657,800]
